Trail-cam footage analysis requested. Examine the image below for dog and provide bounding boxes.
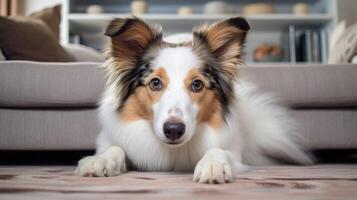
[75,17,313,184]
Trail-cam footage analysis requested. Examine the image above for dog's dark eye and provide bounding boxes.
[191,79,203,92]
[149,78,162,91]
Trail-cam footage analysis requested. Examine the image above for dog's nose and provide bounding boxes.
[163,122,185,141]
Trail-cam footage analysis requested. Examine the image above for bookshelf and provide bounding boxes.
[61,0,339,63]
[68,13,334,32]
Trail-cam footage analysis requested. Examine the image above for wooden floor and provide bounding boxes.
[0,165,357,199]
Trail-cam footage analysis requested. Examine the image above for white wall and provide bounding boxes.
[23,0,63,15]
[336,0,357,26]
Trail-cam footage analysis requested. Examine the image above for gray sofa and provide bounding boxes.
[0,61,356,151]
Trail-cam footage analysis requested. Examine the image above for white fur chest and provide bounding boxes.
[98,97,223,171]
[97,79,235,172]
[107,120,220,171]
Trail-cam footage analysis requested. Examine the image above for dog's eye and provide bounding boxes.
[149,78,162,91]
[191,79,203,92]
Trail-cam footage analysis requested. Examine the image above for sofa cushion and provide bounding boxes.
[291,110,357,149]
[0,62,356,108]
[0,16,73,62]
[0,108,98,150]
[242,63,357,108]
[29,4,61,41]
[1,108,355,150]
[0,61,105,108]
[63,44,104,62]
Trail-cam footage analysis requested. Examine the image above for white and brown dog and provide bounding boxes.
[76,17,313,184]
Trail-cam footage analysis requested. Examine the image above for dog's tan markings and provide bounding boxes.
[104,18,163,103]
[105,18,162,69]
[184,69,223,129]
[145,67,169,87]
[120,67,169,122]
[193,17,250,81]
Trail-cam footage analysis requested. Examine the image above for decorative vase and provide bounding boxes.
[178,6,194,15]
[293,3,310,15]
[242,3,276,15]
[203,1,227,14]
[86,4,104,14]
[131,0,148,15]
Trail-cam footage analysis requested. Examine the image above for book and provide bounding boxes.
[320,30,329,63]
[311,31,320,62]
[295,30,304,62]
[288,25,296,63]
[293,29,329,63]
[305,30,312,63]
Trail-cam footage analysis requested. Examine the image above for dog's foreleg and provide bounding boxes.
[75,146,127,177]
[193,148,243,184]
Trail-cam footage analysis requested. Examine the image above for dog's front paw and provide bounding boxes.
[193,158,233,184]
[75,155,126,177]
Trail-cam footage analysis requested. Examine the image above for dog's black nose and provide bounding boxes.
[163,122,185,141]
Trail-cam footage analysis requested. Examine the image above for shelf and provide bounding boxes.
[69,13,333,20]
[68,13,334,33]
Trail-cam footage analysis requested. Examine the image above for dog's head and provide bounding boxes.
[105,17,249,146]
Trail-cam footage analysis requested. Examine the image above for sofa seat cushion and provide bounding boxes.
[1,108,355,150]
[242,63,357,108]
[0,108,98,150]
[0,61,105,108]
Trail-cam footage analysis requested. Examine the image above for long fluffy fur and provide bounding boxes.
[76,17,313,181]
[94,80,313,172]
[234,81,313,165]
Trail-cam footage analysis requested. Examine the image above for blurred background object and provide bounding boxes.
[329,21,357,64]
[1,0,357,64]
[178,6,194,15]
[242,3,276,15]
[0,0,22,16]
[293,3,310,15]
[254,44,284,62]
[203,1,228,14]
[86,4,104,14]
[131,0,148,15]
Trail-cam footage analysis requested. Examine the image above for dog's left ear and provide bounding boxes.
[193,17,250,78]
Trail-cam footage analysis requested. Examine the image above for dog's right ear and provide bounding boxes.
[105,18,162,67]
